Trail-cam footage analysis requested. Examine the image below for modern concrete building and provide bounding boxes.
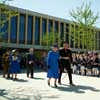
[0,4,100,51]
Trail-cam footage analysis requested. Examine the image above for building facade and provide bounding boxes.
[0,4,100,51]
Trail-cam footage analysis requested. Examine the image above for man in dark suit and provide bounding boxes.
[26,48,36,78]
[58,42,75,86]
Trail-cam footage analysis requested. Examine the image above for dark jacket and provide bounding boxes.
[59,48,72,68]
[26,53,36,66]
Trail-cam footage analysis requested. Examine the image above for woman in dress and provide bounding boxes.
[47,44,60,87]
[9,50,20,80]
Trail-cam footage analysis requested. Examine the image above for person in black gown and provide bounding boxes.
[58,42,75,86]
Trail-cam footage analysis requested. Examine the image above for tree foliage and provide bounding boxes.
[41,30,60,50]
[70,2,99,27]
[70,1,99,50]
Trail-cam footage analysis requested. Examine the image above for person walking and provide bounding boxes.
[47,44,60,87]
[58,42,75,86]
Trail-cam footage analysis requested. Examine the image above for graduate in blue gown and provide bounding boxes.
[9,50,20,80]
[47,44,60,87]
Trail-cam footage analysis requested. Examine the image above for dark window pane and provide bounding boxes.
[27,16,33,44]
[48,20,53,33]
[0,14,8,42]
[60,23,64,46]
[66,33,69,43]
[54,21,58,33]
[19,14,25,44]
[60,23,64,39]
[65,24,69,43]
[10,16,17,43]
[42,19,46,37]
[35,17,40,45]
[1,22,8,42]
[70,32,74,48]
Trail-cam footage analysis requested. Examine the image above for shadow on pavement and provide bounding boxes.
[4,77,28,82]
[0,89,8,96]
[0,71,3,75]
[0,90,12,100]
[33,77,45,80]
[42,95,59,99]
[0,89,42,100]
[13,79,28,82]
[53,84,100,94]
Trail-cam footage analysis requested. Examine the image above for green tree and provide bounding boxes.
[41,29,60,50]
[70,1,99,51]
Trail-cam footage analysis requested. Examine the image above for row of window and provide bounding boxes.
[2,14,70,45]
[1,13,100,50]
[4,14,98,49]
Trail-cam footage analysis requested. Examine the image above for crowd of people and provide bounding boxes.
[72,52,100,76]
[0,42,100,88]
[1,48,37,80]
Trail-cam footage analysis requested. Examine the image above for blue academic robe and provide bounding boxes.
[47,51,60,79]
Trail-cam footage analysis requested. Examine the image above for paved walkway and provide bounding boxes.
[0,72,100,100]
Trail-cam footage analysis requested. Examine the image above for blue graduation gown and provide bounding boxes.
[47,51,60,79]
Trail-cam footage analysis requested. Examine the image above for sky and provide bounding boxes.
[7,0,100,28]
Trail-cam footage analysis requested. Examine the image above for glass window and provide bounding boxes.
[54,21,58,33]
[10,16,17,43]
[0,14,8,42]
[35,17,40,45]
[27,16,33,44]
[1,22,8,42]
[70,32,74,48]
[65,24,69,43]
[66,24,69,33]
[48,20,53,33]
[60,23,64,46]
[66,33,69,43]
[60,23,64,39]
[19,14,25,44]
[42,19,46,38]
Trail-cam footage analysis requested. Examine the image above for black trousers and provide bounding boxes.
[27,64,34,78]
[58,65,73,84]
